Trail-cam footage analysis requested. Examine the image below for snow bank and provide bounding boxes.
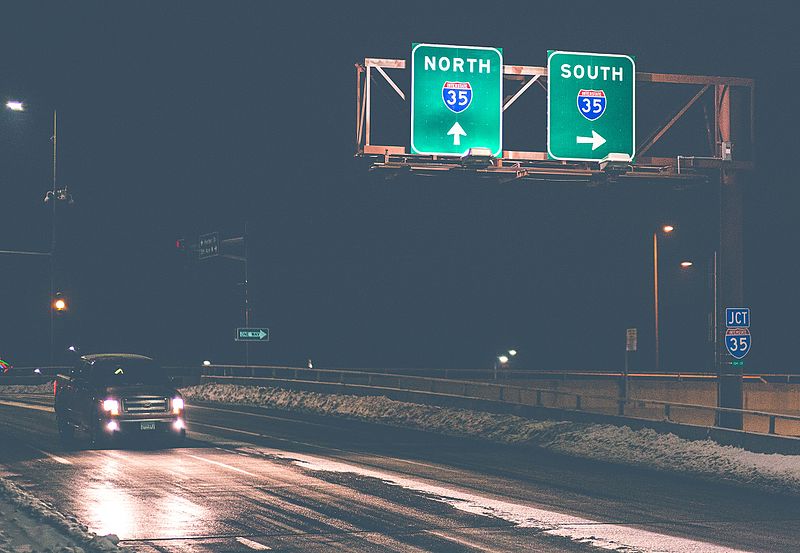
[0,478,125,552]
[182,383,800,495]
[0,381,54,395]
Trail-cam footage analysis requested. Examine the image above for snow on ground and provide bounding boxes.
[0,381,54,395]
[182,382,800,496]
[0,478,125,553]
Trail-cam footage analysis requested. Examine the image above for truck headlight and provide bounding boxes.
[172,397,184,414]
[102,398,120,416]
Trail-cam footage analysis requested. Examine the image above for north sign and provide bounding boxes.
[547,51,635,161]
[411,43,503,156]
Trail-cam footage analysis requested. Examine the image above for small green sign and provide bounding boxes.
[547,50,635,161]
[236,328,269,341]
[411,43,503,156]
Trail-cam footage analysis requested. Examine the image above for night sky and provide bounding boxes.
[1,1,797,371]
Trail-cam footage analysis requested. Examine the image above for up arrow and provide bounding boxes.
[447,122,467,146]
[576,130,606,151]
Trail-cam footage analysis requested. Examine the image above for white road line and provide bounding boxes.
[29,446,72,465]
[182,453,259,477]
[235,536,271,550]
[0,399,53,412]
[424,529,502,553]
[189,403,331,428]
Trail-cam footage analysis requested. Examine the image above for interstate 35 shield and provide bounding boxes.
[725,328,751,359]
[442,81,473,113]
[577,89,606,121]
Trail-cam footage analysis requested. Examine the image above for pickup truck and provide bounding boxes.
[54,353,186,447]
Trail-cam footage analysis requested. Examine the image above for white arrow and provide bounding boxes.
[447,122,467,146]
[576,130,606,151]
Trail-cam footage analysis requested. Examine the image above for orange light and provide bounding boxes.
[53,298,67,311]
[662,225,675,233]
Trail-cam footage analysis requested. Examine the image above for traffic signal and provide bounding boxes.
[52,292,68,312]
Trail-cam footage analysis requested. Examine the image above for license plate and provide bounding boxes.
[140,422,156,431]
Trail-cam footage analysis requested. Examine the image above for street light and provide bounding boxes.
[6,100,74,365]
[680,261,694,268]
[5,100,24,112]
[653,224,675,371]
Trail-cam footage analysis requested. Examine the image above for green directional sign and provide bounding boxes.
[411,43,503,157]
[236,328,269,342]
[547,51,635,162]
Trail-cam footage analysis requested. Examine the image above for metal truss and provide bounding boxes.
[355,58,754,182]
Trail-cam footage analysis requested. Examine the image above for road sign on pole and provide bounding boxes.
[236,328,269,342]
[547,50,635,161]
[724,307,750,360]
[626,328,638,352]
[411,43,503,157]
[198,232,220,260]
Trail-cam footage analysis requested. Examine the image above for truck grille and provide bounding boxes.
[122,395,168,414]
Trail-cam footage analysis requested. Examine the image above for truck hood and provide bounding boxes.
[102,384,179,398]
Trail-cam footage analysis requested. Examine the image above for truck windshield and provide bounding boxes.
[90,359,168,385]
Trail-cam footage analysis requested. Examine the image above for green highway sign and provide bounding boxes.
[236,328,269,342]
[411,43,503,157]
[547,51,635,162]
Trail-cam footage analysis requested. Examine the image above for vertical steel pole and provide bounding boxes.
[244,222,250,369]
[716,84,746,429]
[49,109,57,366]
[653,231,659,372]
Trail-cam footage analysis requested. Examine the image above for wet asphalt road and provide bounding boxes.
[1,393,799,552]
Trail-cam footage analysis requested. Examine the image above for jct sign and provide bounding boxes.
[547,51,635,162]
[411,43,503,157]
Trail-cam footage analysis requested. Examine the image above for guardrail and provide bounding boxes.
[200,364,800,439]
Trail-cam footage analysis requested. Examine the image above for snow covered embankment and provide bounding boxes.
[182,382,800,496]
[0,478,125,553]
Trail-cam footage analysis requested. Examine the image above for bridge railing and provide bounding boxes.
[198,364,800,439]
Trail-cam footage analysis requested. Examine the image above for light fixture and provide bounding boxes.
[5,100,24,112]
[680,261,694,268]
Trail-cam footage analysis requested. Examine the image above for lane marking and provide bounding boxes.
[0,399,54,412]
[236,536,271,550]
[182,453,259,477]
[190,419,464,476]
[424,529,503,553]
[189,403,331,428]
[29,446,72,465]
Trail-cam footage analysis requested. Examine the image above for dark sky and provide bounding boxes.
[1,1,798,371]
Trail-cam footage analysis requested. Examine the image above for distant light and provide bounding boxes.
[662,225,675,233]
[34,368,41,374]
[508,349,517,357]
[53,298,67,311]
[498,355,509,364]
[680,261,694,268]
[5,100,24,112]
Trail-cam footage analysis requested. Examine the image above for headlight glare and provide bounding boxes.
[102,398,120,416]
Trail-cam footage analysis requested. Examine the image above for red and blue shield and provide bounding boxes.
[442,81,473,113]
[577,89,606,121]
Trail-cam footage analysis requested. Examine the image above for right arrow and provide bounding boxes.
[447,122,467,146]
[576,130,606,151]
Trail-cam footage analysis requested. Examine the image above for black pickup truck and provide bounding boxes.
[54,353,186,446]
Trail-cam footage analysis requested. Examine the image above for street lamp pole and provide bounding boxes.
[653,231,660,372]
[49,109,57,366]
